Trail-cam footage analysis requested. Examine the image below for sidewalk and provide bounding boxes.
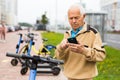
[0,30,67,80]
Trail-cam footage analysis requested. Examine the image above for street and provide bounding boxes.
[104,33,120,49]
[0,30,67,80]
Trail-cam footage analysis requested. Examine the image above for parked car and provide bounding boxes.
[7,26,15,32]
[14,26,22,31]
[34,23,45,30]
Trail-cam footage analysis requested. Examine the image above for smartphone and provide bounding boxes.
[67,37,78,44]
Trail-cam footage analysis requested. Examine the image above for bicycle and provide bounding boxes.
[10,32,51,66]
[16,32,60,75]
[19,33,56,57]
[10,32,38,66]
[6,53,64,80]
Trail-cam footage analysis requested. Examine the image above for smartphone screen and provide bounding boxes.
[67,37,78,44]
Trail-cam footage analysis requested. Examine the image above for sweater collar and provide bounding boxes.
[67,23,88,36]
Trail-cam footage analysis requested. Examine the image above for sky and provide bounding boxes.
[18,0,100,24]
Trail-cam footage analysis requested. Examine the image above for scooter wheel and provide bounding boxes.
[11,58,18,66]
[52,66,61,75]
[49,63,56,67]
[20,66,28,75]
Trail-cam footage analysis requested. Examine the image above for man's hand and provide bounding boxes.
[68,41,85,53]
[60,39,69,50]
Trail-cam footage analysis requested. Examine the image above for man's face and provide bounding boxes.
[68,8,85,31]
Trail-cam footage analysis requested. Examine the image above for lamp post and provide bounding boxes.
[55,0,57,32]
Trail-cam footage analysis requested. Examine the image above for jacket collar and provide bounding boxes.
[66,23,89,36]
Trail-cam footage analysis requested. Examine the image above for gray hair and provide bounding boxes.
[68,4,86,15]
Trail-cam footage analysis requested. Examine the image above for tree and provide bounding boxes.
[40,12,49,30]
[19,22,33,27]
[35,12,49,30]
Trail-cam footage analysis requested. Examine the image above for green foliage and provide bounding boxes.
[19,22,33,27]
[41,12,49,25]
[41,31,63,45]
[41,31,63,57]
[41,31,120,80]
[94,46,120,80]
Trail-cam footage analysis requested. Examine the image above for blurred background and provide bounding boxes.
[0,1,120,80]
[0,0,120,48]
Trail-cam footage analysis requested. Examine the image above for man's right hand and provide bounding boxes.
[60,39,69,50]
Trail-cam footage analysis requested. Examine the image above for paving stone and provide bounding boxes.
[0,30,67,80]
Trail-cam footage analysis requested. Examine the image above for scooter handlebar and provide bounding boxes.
[6,52,33,59]
[6,52,22,58]
[6,53,64,65]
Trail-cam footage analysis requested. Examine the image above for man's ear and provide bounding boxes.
[83,14,86,18]
[81,14,86,20]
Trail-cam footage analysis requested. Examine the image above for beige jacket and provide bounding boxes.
[55,23,106,79]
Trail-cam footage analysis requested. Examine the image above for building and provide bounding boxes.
[101,0,120,31]
[0,0,6,23]
[85,11,108,42]
[0,0,18,26]
[0,0,1,22]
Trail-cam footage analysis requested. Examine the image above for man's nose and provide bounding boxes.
[72,18,76,22]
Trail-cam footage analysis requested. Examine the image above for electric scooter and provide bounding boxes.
[6,53,64,80]
[16,33,62,75]
[10,33,24,66]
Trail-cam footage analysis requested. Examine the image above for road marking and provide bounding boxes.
[106,40,120,44]
[2,59,10,63]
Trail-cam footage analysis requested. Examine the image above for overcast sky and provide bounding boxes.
[18,0,100,24]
